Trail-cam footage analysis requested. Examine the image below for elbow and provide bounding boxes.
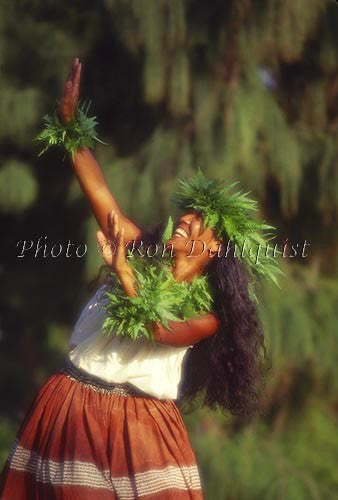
[152,322,188,347]
[152,321,206,348]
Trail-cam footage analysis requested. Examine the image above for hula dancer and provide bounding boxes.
[0,58,280,499]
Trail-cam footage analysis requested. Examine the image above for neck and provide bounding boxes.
[172,254,204,283]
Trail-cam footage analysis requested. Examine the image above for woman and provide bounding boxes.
[0,59,269,499]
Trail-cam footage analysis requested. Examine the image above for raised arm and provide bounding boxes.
[59,58,141,241]
[70,147,141,241]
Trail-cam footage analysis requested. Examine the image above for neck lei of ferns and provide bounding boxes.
[102,249,213,342]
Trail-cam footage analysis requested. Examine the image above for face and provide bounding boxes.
[167,212,221,265]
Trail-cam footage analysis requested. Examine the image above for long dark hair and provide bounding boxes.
[178,248,270,418]
[140,223,270,417]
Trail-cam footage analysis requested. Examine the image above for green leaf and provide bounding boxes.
[102,257,213,342]
[161,215,174,242]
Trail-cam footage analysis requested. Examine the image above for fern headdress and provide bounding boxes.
[173,169,283,297]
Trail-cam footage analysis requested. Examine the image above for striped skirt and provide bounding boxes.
[0,364,203,499]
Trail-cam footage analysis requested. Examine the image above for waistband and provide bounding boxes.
[61,359,155,399]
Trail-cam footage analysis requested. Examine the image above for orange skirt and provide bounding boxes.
[0,367,203,499]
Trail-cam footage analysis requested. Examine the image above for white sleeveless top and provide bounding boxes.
[68,285,192,400]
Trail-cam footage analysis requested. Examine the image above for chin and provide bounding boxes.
[166,236,189,252]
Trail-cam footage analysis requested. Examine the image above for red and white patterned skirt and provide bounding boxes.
[0,363,203,499]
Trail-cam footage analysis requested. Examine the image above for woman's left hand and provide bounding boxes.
[97,211,137,297]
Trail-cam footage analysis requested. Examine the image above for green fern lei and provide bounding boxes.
[35,101,106,158]
[173,169,284,297]
[102,256,213,342]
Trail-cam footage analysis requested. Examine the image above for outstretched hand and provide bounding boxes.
[59,57,82,124]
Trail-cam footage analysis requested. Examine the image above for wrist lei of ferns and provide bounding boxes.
[103,253,213,342]
[36,101,105,157]
[173,169,284,302]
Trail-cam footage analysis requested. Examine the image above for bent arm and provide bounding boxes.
[152,314,219,347]
[71,147,142,241]
[116,257,218,347]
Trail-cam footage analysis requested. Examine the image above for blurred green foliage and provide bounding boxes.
[1,1,338,498]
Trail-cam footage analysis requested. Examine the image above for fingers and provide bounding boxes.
[116,227,126,264]
[97,222,127,271]
[96,230,107,251]
[63,79,72,97]
[64,58,81,96]
[105,209,128,270]
[72,61,82,98]
[70,58,79,82]
[107,209,118,241]
[107,209,124,249]
[107,209,120,240]
[113,213,120,240]
[66,59,77,86]
[96,230,113,266]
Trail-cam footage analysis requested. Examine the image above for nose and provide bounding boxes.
[180,214,195,224]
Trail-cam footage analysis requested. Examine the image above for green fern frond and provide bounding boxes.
[102,256,213,341]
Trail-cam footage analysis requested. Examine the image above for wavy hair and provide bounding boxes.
[178,248,270,417]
